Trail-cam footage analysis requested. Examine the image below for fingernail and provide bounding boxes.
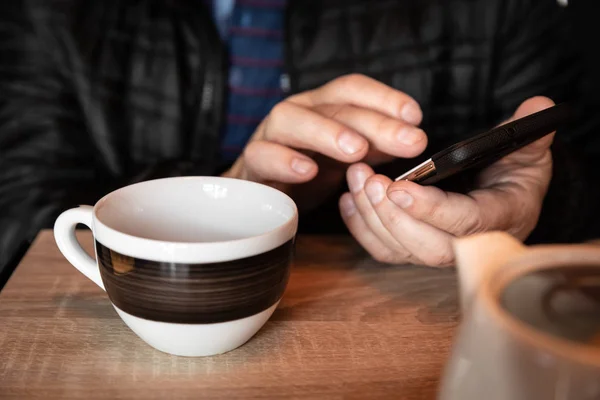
[340,194,357,217]
[291,158,314,175]
[365,181,385,205]
[397,127,424,146]
[348,167,368,193]
[389,190,414,208]
[338,131,365,155]
[401,103,423,125]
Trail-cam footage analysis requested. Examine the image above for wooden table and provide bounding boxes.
[0,231,458,399]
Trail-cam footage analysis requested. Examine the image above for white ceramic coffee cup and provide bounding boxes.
[54,177,298,356]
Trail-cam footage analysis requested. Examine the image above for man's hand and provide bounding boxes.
[223,74,427,210]
[339,96,555,266]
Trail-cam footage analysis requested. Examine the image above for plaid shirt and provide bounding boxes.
[207,0,288,163]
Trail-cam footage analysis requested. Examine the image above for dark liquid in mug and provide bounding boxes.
[500,266,600,346]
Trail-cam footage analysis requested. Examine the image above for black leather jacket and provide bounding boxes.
[0,0,598,277]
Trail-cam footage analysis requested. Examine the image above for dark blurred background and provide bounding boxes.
[0,0,599,289]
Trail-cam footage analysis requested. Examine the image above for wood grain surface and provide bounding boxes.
[0,231,458,400]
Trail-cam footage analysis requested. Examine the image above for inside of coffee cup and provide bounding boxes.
[500,265,600,347]
[94,177,297,243]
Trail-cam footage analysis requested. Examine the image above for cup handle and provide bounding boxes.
[54,206,105,291]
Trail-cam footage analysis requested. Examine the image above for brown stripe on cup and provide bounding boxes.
[96,239,294,324]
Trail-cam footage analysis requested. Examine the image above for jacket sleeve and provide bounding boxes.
[0,2,222,279]
[0,3,105,276]
[491,0,600,244]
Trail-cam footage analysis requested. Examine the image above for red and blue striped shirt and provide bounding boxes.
[206,0,288,163]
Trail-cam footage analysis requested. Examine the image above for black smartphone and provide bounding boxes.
[395,103,572,185]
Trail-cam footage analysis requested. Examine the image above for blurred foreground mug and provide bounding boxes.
[54,177,297,357]
[439,232,600,400]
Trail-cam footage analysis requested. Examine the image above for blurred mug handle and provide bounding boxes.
[53,206,105,291]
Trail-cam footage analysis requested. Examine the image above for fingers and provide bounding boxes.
[260,101,369,163]
[346,164,411,255]
[386,180,482,236]
[339,193,400,264]
[511,96,556,121]
[362,174,455,267]
[346,163,453,266]
[472,188,541,239]
[502,96,556,163]
[259,99,428,164]
[315,104,428,158]
[253,74,426,166]
[387,179,540,241]
[343,162,535,265]
[290,74,423,125]
[243,140,318,183]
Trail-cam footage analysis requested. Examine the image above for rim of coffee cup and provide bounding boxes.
[90,176,298,264]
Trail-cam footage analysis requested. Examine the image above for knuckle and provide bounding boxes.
[421,249,455,267]
[269,101,290,117]
[453,212,485,236]
[380,87,404,108]
[467,212,486,235]
[268,101,293,127]
[480,192,518,233]
[387,210,405,230]
[242,140,260,157]
[510,203,541,239]
[242,140,266,163]
[317,103,347,120]
[335,73,366,89]
[285,93,304,104]
[380,85,413,110]
[376,116,402,141]
[422,196,446,222]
